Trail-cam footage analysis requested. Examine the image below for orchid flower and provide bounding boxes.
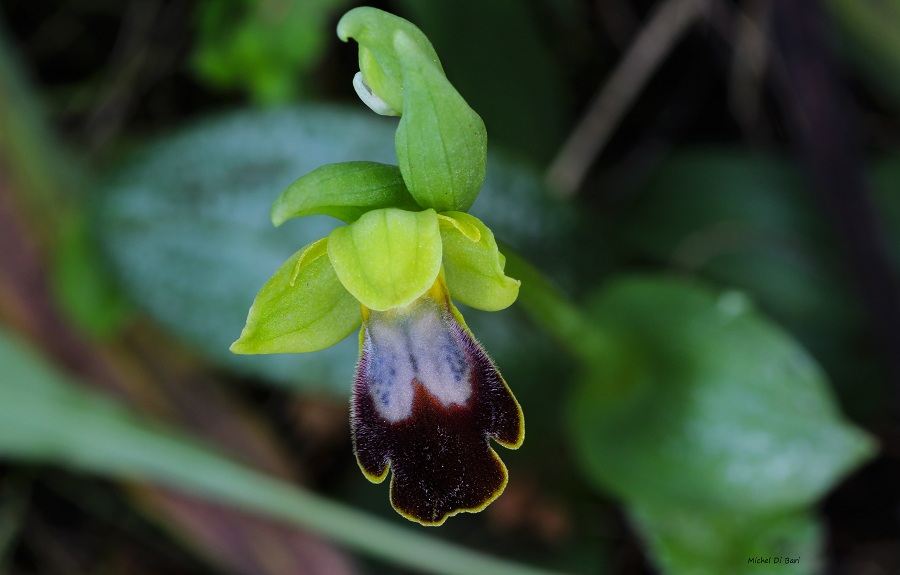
[231,7,524,526]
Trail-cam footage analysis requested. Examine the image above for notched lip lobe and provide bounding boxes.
[356,380,471,481]
[351,284,524,526]
[363,378,512,526]
[388,384,494,527]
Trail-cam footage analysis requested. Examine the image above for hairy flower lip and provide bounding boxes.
[351,275,524,525]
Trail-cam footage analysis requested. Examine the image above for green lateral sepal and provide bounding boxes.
[230,238,362,354]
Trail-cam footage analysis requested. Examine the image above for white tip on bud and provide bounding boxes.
[353,72,400,116]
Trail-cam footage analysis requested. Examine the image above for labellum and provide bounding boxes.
[351,277,524,525]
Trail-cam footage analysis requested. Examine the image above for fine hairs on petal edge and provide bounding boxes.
[350,278,524,526]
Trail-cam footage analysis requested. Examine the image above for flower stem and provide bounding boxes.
[502,247,615,366]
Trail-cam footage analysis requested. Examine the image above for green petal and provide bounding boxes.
[327,208,442,311]
[439,212,520,311]
[394,31,487,212]
[271,161,419,225]
[337,7,443,114]
[230,238,361,354]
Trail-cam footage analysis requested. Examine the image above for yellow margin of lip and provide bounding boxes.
[352,320,389,484]
[352,271,525,525]
[391,444,510,527]
[443,279,525,451]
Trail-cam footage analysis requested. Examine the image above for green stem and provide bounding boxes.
[502,247,615,366]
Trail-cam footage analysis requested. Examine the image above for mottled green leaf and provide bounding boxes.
[271,161,419,225]
[619,150,824,259]
[231,238,361,354]
[394,31,487,212]
[327,208,441,310]
[616,149,869,411]
[631,504,822,575]
[94,107,399,393]
[570,276,875,514]
[439,212,519,311]
[616,151,849,332]
[94,107,576,393]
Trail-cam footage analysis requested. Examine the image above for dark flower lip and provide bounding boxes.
[351,282,524,526]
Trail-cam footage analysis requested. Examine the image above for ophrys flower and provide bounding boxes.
[232,6,524,525]
[232,200,523,524]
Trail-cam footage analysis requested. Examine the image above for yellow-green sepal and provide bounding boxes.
[271,161,420,225]
[337,7,443,114]
[230,238,362,354]
[394,31,487,212]
[327,208,442,311]
[439,212,520,311]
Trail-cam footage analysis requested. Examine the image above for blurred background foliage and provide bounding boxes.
[0,0,899,574]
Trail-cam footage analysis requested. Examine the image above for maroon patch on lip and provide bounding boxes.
[351,315,523,525]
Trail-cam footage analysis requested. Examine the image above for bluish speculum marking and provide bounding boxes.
[351,279,524,524]
[364,296,472,423]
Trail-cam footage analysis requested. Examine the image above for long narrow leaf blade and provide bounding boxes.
[0,328,569,575]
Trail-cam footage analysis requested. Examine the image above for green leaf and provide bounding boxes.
[51,215,129,337]
[327,208,441,310]
[566,276,873,573]
[439,212,519,311]
[0,327,570,575]
[616,151,848,333]
[231,238,361,354]
[271,161,419,225]
[616,149,867,409]
[95,106,400,393]
[631,504,822,575]
[618,150,825,259]
[337,7,443,114]
[94,107,575,393]
[569,276,875,514]
[827,0,900,112]
[192,0,347,103]
[394,31,487,212]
